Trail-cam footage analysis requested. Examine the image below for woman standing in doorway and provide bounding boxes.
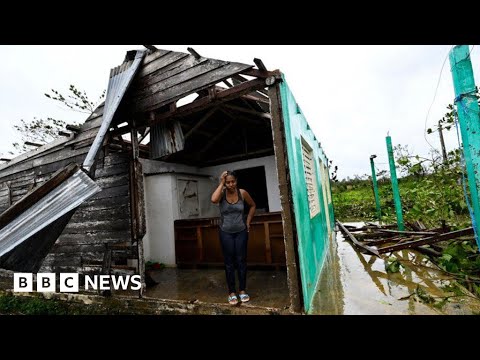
[211,170,256,305]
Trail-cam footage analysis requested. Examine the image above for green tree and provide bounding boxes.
[2,85,105,158]
[45,84,105,114]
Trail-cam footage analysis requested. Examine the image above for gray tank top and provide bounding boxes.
[219,189,246,233]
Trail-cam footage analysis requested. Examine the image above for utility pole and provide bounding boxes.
[386,135,404,231]
[438,120,448,165]
[449,45,480,247]
[369,155,382,220]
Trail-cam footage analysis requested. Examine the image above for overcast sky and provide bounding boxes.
[0,45,478,180]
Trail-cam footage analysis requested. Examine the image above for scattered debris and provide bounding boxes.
[336,220,473,257]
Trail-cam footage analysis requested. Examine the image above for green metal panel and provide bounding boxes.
[386,135,405,231]
[449,45,480,248]
[279,77,334,313]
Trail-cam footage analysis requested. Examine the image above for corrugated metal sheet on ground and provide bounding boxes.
[0,169,101,257]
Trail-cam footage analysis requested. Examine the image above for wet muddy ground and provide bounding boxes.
[311,222,480,314]
[144,267,290,310]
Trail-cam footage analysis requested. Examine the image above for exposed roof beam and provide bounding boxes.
[110,125,132,137]
[187,47,201,60]
[139,127,150,143]
[66,124,81,133]
[233,74,270,98]
[58,130,72,137]
[147,77,269,128]
[180,123,212,138]
[205,148,273,164]
[24,142,43,148]
[240,68,281,79]
[254,58,267,71]
[143,45,159,52]
[242,93,270,105]
[184,107,217,139]
[198,121,234,155]
[222,104,271,120]
[213,84,268,104]
[218,107,268,127]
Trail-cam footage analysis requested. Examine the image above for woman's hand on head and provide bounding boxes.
[220,171,228,185]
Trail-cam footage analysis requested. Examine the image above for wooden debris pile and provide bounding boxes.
[336,220,474,257]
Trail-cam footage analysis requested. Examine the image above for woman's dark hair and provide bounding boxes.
[226,170,237,179]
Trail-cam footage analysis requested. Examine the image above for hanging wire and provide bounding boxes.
[423,45,453,152]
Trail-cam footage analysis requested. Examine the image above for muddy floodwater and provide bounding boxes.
[311,222,480,315]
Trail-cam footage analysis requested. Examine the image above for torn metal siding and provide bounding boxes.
[83,50,147,173]
[151,119,185,159]
[0,169,101,258]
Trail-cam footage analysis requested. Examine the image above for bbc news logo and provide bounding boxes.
[13,273,142,292]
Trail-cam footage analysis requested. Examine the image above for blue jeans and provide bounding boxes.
[219,228,248,294]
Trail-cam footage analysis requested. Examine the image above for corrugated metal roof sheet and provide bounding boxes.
[151,119,185,159]
[0,168,101,258]
[83,50,147,173]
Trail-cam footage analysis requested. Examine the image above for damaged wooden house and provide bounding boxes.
[0,46,335,313]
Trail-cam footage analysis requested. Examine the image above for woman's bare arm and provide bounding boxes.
[211,171,228,204]
[241,189,256,231]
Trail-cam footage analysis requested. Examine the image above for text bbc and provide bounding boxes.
[13,273,142,292]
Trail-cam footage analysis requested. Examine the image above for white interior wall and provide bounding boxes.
[141,155,281,265]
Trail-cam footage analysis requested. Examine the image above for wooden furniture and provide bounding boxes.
[174,212,286,268]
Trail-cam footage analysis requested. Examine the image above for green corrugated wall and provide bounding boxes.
[279,77,335,313]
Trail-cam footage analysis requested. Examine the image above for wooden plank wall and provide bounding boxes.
[0,104,133,275]
[130,50,252,113]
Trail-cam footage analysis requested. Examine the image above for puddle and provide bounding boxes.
[311,222,480,315]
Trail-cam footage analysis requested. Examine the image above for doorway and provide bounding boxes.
[235,166,269,213]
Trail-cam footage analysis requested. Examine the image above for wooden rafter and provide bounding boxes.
[198,121,234,155]
[184,107,218,139]
[66,125,81,133]
[241,68,281,79]
[58,130,72,137]
[139,127,150,143]
[214,84,269,105]
[110,125,132,137]
[187,47,201,60]
[218,107,268,127]
[233,74,270,98]
[143,45,159,52]
[204,148,273,164]
[146,77,269,129]
[242,93,270,105]
[254,58,267,71]
[222,103,271,120]
[25,142,43,148]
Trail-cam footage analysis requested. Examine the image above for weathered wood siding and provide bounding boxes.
[129,50,252,113]
[0,104,132,274]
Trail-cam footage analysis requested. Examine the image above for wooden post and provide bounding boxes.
[130,120,147,297]
[438,121,448,165]
[449,45,480,248]
[369,155,382,220]
[264,222,272,264]
[269,81,303,313]
[386,135,404,230]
